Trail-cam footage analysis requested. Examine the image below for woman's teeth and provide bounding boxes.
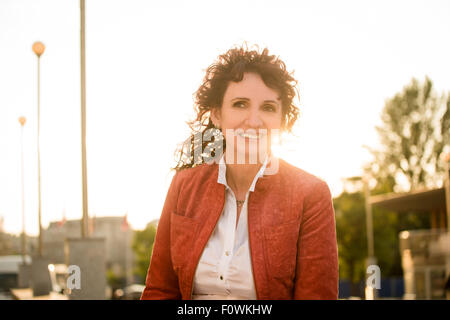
[237,132,262,139]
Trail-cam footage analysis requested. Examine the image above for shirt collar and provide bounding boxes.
[217,153,270,193]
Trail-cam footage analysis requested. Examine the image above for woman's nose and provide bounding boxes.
[244,109,263,128]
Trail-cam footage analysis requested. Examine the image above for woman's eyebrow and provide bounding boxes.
[231,97,250,102]
[231,97,280,105]
[263,99,280,105]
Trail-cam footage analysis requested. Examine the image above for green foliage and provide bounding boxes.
[131,222,157,284]
[334,191,367,284]
[106,268,125,289]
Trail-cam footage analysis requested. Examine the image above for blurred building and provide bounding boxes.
[42,216,136,286]
[399,229,447,299]
[0,231,37,257]
[371,187,449,299]
[371,187,447,229]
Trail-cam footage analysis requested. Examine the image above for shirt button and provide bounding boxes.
[225,251,230,256]
[220,275,223,280]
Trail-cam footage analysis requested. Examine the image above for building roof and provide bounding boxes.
[369,187,446,212]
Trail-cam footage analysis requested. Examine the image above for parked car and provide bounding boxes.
[0,255,31,300]
[114,284,145,300]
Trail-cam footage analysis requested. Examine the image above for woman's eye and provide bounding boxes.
[263,105,276,112]
[233,101,246,108]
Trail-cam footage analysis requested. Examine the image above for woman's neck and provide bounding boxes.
[224,153,266,196]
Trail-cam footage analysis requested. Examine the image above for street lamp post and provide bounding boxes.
[364,176,375,259]
[363,175,377,300]
[18,116,27,264]
[441,153,450,278]
[345,174,378,299]
[80,0,89,238]
[32,41,45,257]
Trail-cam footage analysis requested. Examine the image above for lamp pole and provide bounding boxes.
[80,0,89,238]
[32,41,45,257]
[345,174,378,299]
[363,175,377,300]
[441,153,450,278]
[18,116,27,264]
[364,176,375,259]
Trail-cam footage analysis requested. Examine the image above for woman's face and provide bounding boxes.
[211,72,283,163]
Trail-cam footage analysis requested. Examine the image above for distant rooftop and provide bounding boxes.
[370,187,446,212]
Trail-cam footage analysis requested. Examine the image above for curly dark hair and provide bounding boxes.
[174,44,300,171]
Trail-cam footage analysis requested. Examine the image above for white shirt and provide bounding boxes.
[191,154,269,300]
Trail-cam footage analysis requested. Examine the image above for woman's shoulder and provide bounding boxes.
[277,158,333,211]
[172,161,218,187]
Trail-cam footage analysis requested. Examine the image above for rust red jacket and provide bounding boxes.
[141,157,338,300]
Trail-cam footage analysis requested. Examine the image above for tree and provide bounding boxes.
[131,221,157,284]
[334,189,367,296]
[365,77,450,192]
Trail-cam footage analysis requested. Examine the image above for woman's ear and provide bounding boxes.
[210,108,221,128]
[280,119,286,133]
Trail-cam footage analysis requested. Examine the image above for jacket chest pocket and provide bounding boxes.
[170,212,199,270]
[263,220,300,284]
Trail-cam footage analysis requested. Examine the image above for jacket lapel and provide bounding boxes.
[247,167,277,300]
[182,163,226,299]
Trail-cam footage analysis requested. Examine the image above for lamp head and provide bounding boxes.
[18,116,26,126]
[32,41,45,57]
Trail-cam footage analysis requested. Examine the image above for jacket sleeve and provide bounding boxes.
[293,180,339,299]
[141,171,182,300]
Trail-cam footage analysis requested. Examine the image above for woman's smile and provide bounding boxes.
[235,130,267,140]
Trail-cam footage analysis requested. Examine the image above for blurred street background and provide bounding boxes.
[1,0,450,300]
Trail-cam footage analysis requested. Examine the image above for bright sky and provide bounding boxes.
[1,0,450,236]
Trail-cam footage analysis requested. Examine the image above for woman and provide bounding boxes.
[141,45,338,300]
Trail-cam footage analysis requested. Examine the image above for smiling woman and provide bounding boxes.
[141,44,338,300]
